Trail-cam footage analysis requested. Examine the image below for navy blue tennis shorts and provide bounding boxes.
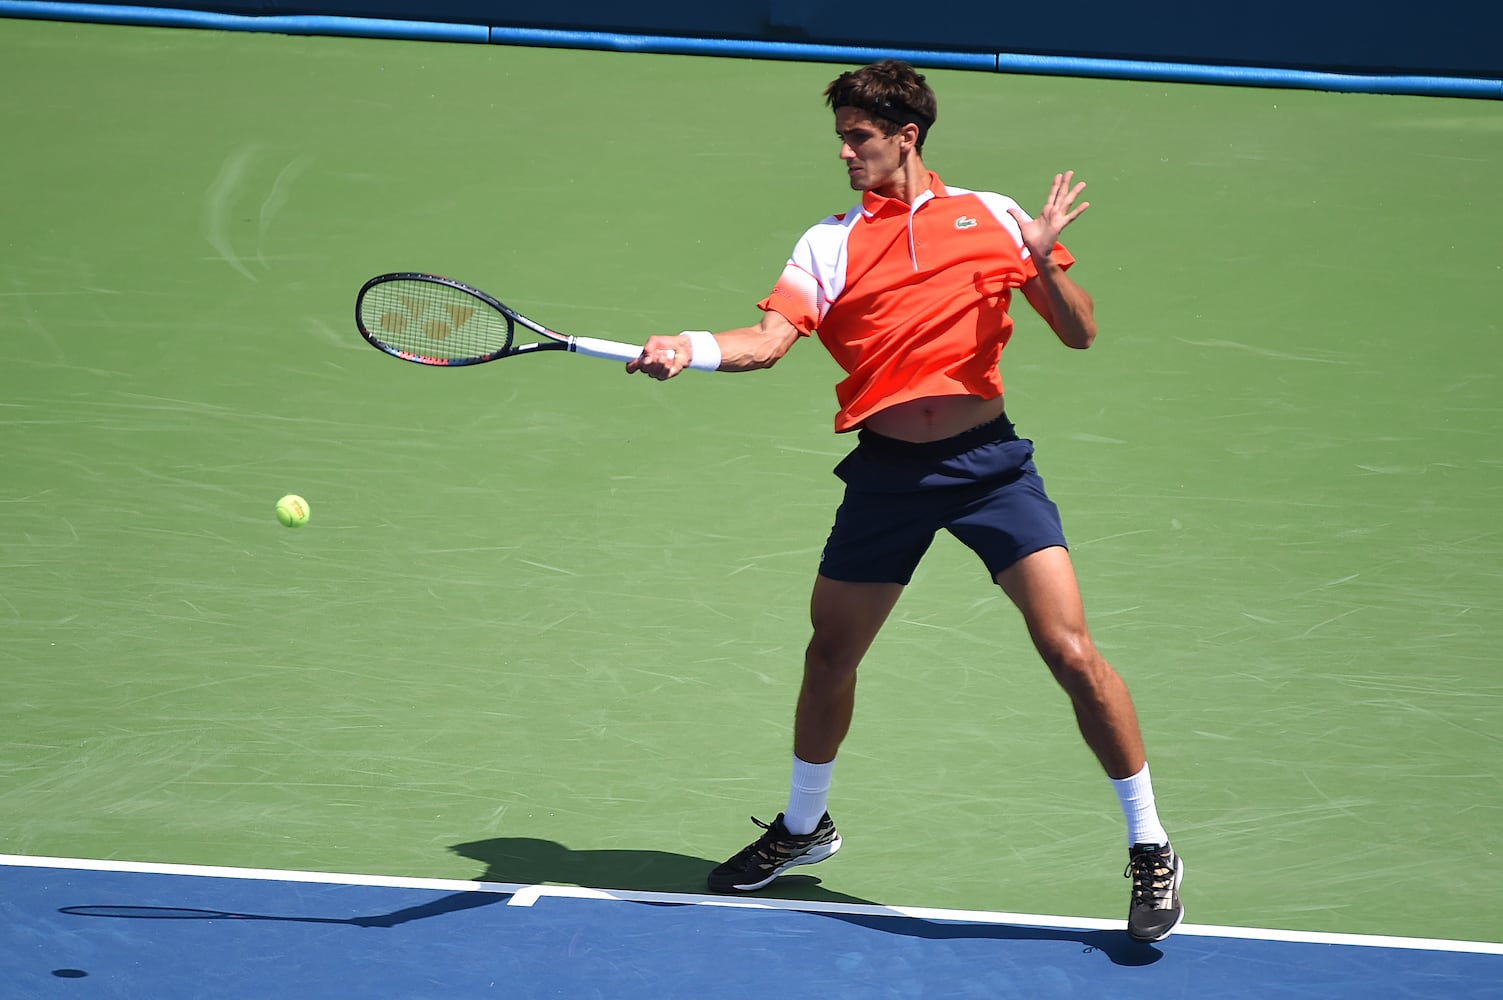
[818,413,1068,585]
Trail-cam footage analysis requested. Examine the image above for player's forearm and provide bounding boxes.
[1031,257,1097,349]
[707,325,794,371]
[686,310,802,372]
[630,312,800,379]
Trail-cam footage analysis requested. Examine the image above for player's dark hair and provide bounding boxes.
[824,59,937,153]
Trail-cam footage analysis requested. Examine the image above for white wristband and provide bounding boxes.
[683,330,722,372]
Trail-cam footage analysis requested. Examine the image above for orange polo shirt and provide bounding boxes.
[758,172,1073,432]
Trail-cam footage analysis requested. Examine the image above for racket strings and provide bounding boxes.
[360,280,512,361]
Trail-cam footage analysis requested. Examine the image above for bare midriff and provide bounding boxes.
[860,394,1007,443]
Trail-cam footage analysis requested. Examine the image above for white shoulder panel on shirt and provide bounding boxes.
[787,205,863,308]
[943,186,1029,256]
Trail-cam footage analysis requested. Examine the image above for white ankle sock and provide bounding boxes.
[784,756,834,835]
[1111,762,1169,847]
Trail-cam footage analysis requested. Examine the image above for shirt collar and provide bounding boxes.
[860,171,947,217]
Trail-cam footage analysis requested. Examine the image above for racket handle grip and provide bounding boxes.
[569,336,646,362]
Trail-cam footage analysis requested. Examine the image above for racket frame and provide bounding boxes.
[355,272,640,366]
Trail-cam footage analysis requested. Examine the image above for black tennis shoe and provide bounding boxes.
[1125,842,1184,942]
[707,812,841,893]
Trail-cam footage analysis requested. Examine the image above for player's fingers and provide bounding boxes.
[652,348,676,379]
[635,345,678,380]
[629,347,662,376]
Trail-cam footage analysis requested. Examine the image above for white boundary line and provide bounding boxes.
[4,853,1501,957]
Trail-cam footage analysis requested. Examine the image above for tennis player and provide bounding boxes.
[627,59,1183,943]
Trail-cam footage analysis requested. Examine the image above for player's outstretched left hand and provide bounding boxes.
[1006,171,1090,262]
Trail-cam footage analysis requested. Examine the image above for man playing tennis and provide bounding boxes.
[627,59,1183,943]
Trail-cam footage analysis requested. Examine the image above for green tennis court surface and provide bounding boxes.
[2,14,1500,965]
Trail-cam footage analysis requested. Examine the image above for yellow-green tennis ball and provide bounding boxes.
[275,494,310,528]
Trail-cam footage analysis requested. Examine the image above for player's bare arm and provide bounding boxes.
[627,310,801,380]
[1022,259,1097,350]
[1011,171,1097,350]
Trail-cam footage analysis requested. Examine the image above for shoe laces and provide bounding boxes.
[1125,847,1176,908]
[734,816,794,865]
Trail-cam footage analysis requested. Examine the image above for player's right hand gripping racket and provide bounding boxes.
[356,272,643,367]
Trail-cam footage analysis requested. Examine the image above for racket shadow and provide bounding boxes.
[449,836,879,906]
[59,891,506,929]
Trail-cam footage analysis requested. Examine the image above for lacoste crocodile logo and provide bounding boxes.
[954,216,978,230]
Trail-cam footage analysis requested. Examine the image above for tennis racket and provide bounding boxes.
[355,272,643,367]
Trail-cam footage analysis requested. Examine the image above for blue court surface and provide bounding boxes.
[3,856,1499,998]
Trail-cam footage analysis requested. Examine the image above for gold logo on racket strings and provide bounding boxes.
[378,295,478,341]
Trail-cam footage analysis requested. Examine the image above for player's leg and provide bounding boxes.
[794,573,905,765]
[707,428,938,894]
[994,546,1183,942]
[707,574,902,893]
[994,546,1144,778]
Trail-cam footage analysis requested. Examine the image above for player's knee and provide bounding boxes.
[803,635,862,687]
[1035,629,1105,688]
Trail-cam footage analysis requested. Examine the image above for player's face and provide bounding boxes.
[835,107,907,195]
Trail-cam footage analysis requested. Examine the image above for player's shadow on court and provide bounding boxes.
[449,836,875,905]
[449,837,1161,967]
[828,912,1165,968]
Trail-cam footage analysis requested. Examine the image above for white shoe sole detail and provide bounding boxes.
[728,835,842,892]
